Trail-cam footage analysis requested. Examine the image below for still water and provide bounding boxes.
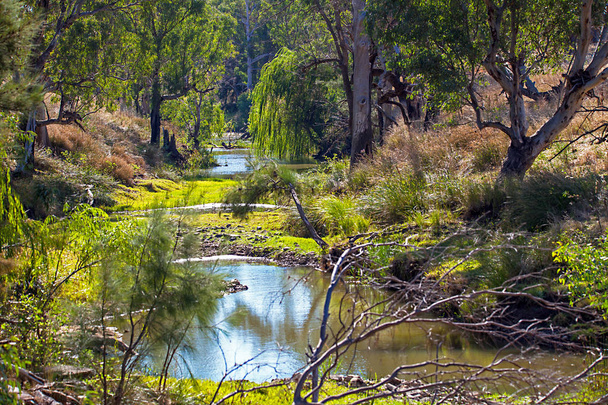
[168,262,585,383]
[205,149,316,177]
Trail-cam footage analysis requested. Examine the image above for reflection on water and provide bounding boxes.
[168,263,585,383]
[206,149,252,176]
[205,149,317,177]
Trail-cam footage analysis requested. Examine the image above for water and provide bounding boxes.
[206,149,252,177]
[166,262,585,383]
[205,149,317,177]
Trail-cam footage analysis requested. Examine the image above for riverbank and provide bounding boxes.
[4,109,608,404]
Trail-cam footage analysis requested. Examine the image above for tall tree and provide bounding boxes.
[350,0,373,164]
[372,0,608,178]
[127,0,233,145]
[249,0,375,164]
[16,0,133,172]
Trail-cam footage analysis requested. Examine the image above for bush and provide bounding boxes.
[313,196,370,236]
[555,231,608,316]
[102,155,134,185]
[504,172,601,230]
[471,141,505,172]
[363,172,427,224]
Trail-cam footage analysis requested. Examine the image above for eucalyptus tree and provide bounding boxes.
[304,0,374,165]
[159,9,235,147]
[249,0,376,164]
[371,0,608,179]
[127,0,234,145]
[15,0,134,172]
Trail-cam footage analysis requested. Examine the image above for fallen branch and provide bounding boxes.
[289,183,328,250]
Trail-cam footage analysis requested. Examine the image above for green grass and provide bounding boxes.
[190,211,324,256]
[144,377,404,405]
[104,178,237,212]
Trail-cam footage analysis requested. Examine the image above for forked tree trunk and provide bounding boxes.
[350,0,373,167]
[499,84,588,178]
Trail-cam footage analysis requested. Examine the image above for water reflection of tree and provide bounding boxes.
[292,241,607,404]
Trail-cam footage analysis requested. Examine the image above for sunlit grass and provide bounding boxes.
[142,377,404,405]
[104,178,237,212]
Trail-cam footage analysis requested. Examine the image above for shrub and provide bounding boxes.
[314,196,370,236]
[504,172,601,230]
[471,141,505,172]
[102,155,134,185]
[555,231,608,316]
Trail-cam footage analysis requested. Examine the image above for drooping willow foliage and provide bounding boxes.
[249,48,336,160]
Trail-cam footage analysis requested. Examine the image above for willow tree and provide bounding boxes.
[372,0,608,179]
[250,48,338,159]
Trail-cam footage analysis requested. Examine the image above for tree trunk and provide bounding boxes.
[245,0,254,91]
[350,0,372,167]
[499,86,587,178]
[34,104,50,149]
[15,112,37,174]
[150,81,162,145]
[191,93,202,148]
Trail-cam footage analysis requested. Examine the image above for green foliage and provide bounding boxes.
[504,173,601,230]
[370,0,580,109]
[313,196,369,237]
[224,162,296,218]
[163,96,225,144]
[45,9,129,115]
[363,172,428,224]
[0,0,41,112]
[0,343,24,405]
[477,235,553,288]
[0,154,25,256]
[555,232,608,316]
[250,48,338,159]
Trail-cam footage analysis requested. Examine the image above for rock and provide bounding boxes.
[34,390,61,405]
[384,376,402,386]
[18,392,35,404]
[88,327,129,352]
[345,375,366,387]
[224,278,248,294]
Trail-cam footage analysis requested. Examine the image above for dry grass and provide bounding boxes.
[374,73,608,180]
[43,107,174,185]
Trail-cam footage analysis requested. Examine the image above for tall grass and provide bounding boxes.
[313,196,370,236]
[503,172,602,230]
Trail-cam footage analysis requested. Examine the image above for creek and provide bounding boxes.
[162,148,590,384]
[206,148,316,177]
[167,262,585,384]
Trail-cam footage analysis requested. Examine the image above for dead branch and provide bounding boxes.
[292,240,607,405]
